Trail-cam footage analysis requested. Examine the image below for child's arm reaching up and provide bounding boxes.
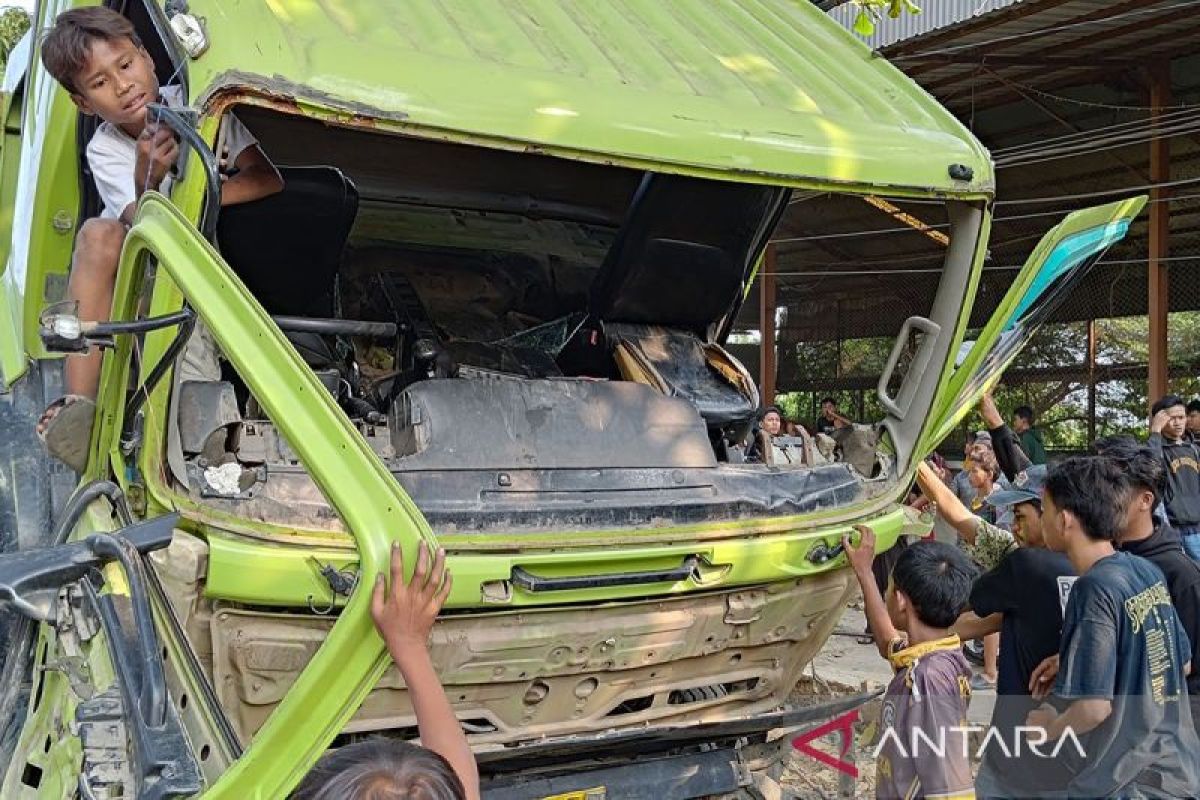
[842,525,901,661]
[370,542,480,800]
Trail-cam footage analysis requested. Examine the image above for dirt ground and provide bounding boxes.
[775,602,993,799]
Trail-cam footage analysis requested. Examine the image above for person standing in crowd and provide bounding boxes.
[1093,436,1200,737]
[841,527,977,800]
[1011,405,1047,465]
[1025,457,1199,799]
[1148,395,1200,559]
[979,393,1032,480]
[919,462,1075,798]
[814,397,851,436]
[1187,398,1200,443]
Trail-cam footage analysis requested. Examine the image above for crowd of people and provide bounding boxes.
[848,391,1200,799]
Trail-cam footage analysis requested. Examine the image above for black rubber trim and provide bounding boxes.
[511,556,700,592]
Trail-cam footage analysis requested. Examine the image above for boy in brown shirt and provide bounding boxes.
[843,526,977,799]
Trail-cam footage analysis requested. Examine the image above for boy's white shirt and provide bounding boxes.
[86,85,258,219]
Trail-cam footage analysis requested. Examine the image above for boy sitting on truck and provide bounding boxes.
[36,7,282,469]
[842,527,977,800]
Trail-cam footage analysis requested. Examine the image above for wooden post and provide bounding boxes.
[759,245,777,406]
[1148,63,1171,404]
[1087,318,1097,445]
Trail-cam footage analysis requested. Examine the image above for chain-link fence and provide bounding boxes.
[734,253,1200,456]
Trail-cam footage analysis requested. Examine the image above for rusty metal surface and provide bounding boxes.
[207,571,854,744]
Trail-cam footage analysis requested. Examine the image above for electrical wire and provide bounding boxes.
[887,1,1200,61]
[759,254,1200,279]
[995,119,1200,168]
[988,108,1200,157]
[769,189,1200,246]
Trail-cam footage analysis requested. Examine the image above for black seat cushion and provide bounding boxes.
[217,166,358,317]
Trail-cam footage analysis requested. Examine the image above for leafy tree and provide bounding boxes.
[0,6,29,73]
[848,0,922,38]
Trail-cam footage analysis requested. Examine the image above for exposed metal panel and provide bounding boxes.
[827,0,1023,49]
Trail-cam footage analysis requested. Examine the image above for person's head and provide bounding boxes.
[1012,405,1035,434]
[886,541,975,633]
[1093,436,1164,541]
[1187,399,1200,434]
[967,447,999,490]
[820,397,837,419]
[760,406,782,436]
[988,466,1047,547]
[1151,394,1188,441]
[41,8,159,131]
[291,738,465,800]
[1040,457,1125,553]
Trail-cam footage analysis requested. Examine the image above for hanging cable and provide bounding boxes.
[887,1,1200,61]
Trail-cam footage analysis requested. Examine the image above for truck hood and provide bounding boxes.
[187,0,994,195]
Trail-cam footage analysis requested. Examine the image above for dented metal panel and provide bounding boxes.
[187,0,993,194]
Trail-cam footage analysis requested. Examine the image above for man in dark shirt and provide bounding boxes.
[1096,436,1200,735]
[1188,398,1200,443]
[1011,404,1047,465]
[814,396,850,437]
[1149,394,1200,559]
[932,465,1076,798]
[1027,457,1200,799]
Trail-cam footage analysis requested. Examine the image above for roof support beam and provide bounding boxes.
[759,245,778,406]
[1148,63,1172,404]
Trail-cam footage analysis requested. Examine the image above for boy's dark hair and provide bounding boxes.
[820,397,836,407]
[41,7,142,94]
[1093,436,1165,507]
[1043,456,1126,542]
[1151,394,1186,417]
[891,541,976,629]
[291,738,464,800]
[1187,399,1200,415]
[1014,405,1035,423]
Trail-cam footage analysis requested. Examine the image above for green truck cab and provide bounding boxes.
[0,1,1144,797]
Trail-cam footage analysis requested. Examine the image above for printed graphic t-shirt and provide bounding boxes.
[1053,551,1200,798]
[875,635,975,800]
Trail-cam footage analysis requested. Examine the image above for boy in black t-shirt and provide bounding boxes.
[1028,457,1200,799]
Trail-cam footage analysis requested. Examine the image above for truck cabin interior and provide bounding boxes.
[142,104,934,528]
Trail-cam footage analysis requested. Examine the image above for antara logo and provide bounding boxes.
[791,710,860,778]
[791,709,1088,781]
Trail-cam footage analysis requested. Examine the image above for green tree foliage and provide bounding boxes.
[773,311,1200,452]
[0,7,30,73]
[849,0,922,38]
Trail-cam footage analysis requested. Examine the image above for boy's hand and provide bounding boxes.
[370,541,452,654]
[1150,409,1171,435]
[1025,703,1058,732]
[842,525,877,577]
[1029,653,1059,700]
[134,124,179,196]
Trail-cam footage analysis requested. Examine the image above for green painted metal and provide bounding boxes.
[204,509,907,609]
[5,0,82,374]
[917,196,1148,454]
[116,194,435,798]
[187,0,992,196]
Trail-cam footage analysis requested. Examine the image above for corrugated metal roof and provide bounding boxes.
[827,0,1023,49]
[188,0,993,194]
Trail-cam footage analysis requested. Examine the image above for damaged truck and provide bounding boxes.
[0,0,1144,797]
